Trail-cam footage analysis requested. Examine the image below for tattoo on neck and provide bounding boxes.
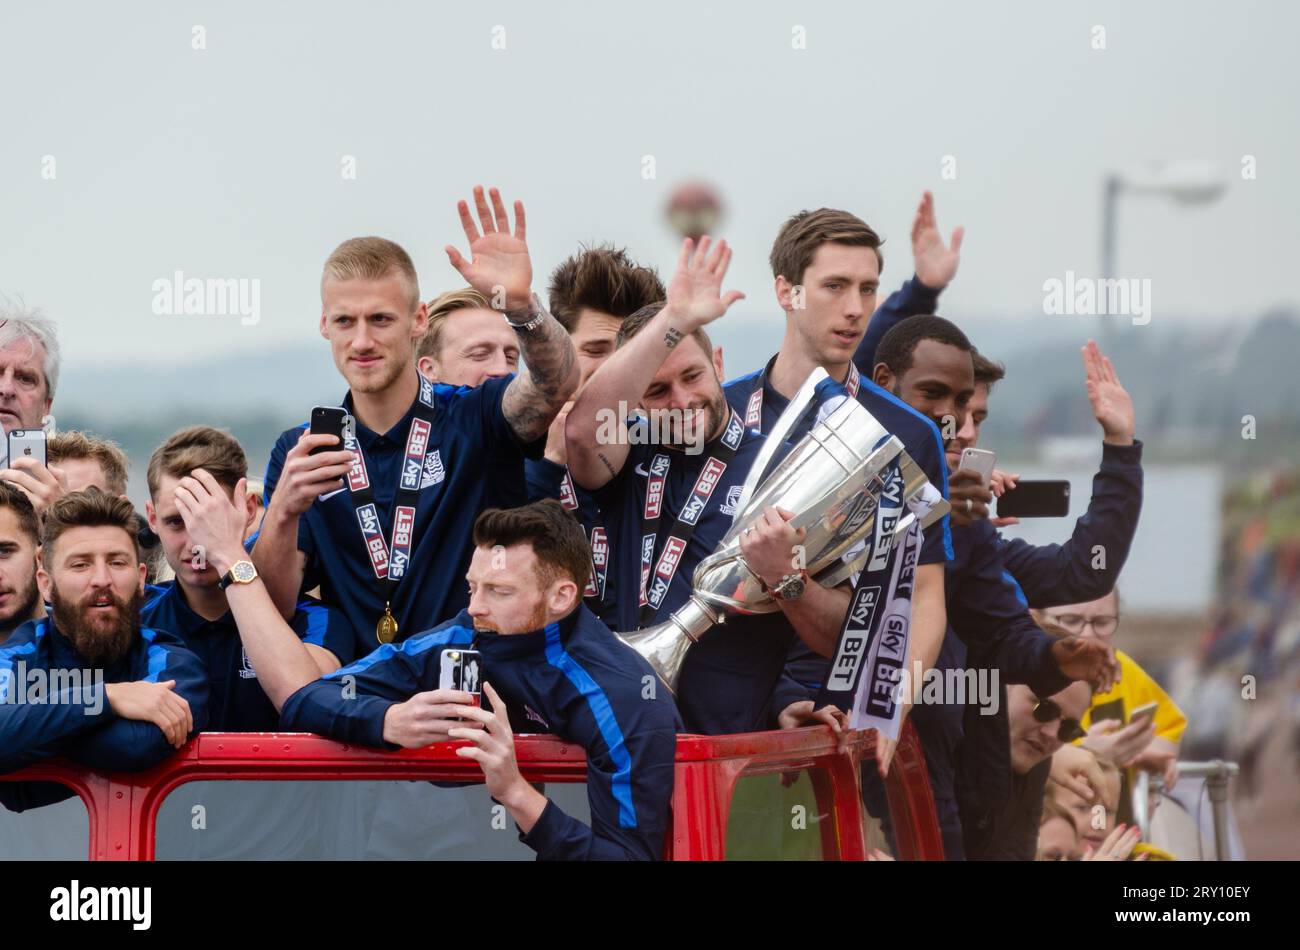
[664,327,684,349]
[596,452,618,478]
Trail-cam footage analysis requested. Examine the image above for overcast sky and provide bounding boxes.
[2,0,1296,371]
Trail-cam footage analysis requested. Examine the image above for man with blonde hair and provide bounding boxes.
[254,186,578,661]
[47,430,129,497]
[416,287,520,387]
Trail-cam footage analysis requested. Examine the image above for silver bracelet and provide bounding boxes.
[504,293,547,332]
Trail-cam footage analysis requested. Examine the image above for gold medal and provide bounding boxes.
[376,604,399,644]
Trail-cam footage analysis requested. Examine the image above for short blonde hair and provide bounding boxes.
[416,287,494,362]
[48,430,130,496]
[321,236,420,310]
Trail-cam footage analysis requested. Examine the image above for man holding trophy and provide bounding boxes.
[564,236,787,735]
[564,236,938,741]
[721,201,962,768]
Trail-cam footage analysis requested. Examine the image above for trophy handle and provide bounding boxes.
[731,366,830,523]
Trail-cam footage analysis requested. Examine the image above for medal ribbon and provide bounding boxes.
[637,409,746,625]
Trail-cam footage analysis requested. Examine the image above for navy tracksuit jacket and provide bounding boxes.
[809,296,1145,858]
[0,616,209,812]
[956,440,1143,858]
[280,605,682,861]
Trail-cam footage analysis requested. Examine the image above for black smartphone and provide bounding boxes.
[996,479,1071,518]
[309,406,347,456]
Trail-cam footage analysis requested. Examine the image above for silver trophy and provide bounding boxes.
[619,368,949,690]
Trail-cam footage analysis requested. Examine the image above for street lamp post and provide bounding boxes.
[1098,162,1226,347]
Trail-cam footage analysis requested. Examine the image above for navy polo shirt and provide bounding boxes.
[142,582,353,731]
[262,375,542,658]
[588,415,798,735]
[724,356,953,566]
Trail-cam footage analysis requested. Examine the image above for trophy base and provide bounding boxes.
[617,595,724,692]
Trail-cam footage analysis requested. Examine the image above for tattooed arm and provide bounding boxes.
[566,236,744,491]
[444,184,577,443]
[501,300,579,444]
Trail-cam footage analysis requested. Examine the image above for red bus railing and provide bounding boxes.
[2,721,941,861]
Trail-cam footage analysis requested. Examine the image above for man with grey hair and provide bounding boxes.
[0,300,69,515]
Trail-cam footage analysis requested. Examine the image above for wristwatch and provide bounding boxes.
[769,571,808,602]
[503,293,547,332]
[219,560,259,590]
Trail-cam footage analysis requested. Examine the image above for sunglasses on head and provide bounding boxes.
[1032,697,1087,743]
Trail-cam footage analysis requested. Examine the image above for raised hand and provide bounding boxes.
[663,236,745,331]
[912,191,964,291]
[445,185,532,311]
[1051,635,1121,693]
[1082,340,1135,445]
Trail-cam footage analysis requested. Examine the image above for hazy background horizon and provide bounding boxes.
[3,0,1298,362]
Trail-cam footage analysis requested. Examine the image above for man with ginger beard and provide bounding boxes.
[0,489,208,813]
[565,237,837,736]
[280,500,680,861]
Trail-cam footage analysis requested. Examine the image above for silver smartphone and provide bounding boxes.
[958,447,996,487]
[7,429,47,468]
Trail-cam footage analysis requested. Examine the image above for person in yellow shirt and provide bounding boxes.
[1034,589,1186,789]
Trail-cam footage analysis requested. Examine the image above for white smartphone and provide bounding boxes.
[1129,701,1159,729]
[7,429,47,468]
[958,447,996,487]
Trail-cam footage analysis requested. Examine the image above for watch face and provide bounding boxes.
[231,561,257,583]
[777,575,805,599]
